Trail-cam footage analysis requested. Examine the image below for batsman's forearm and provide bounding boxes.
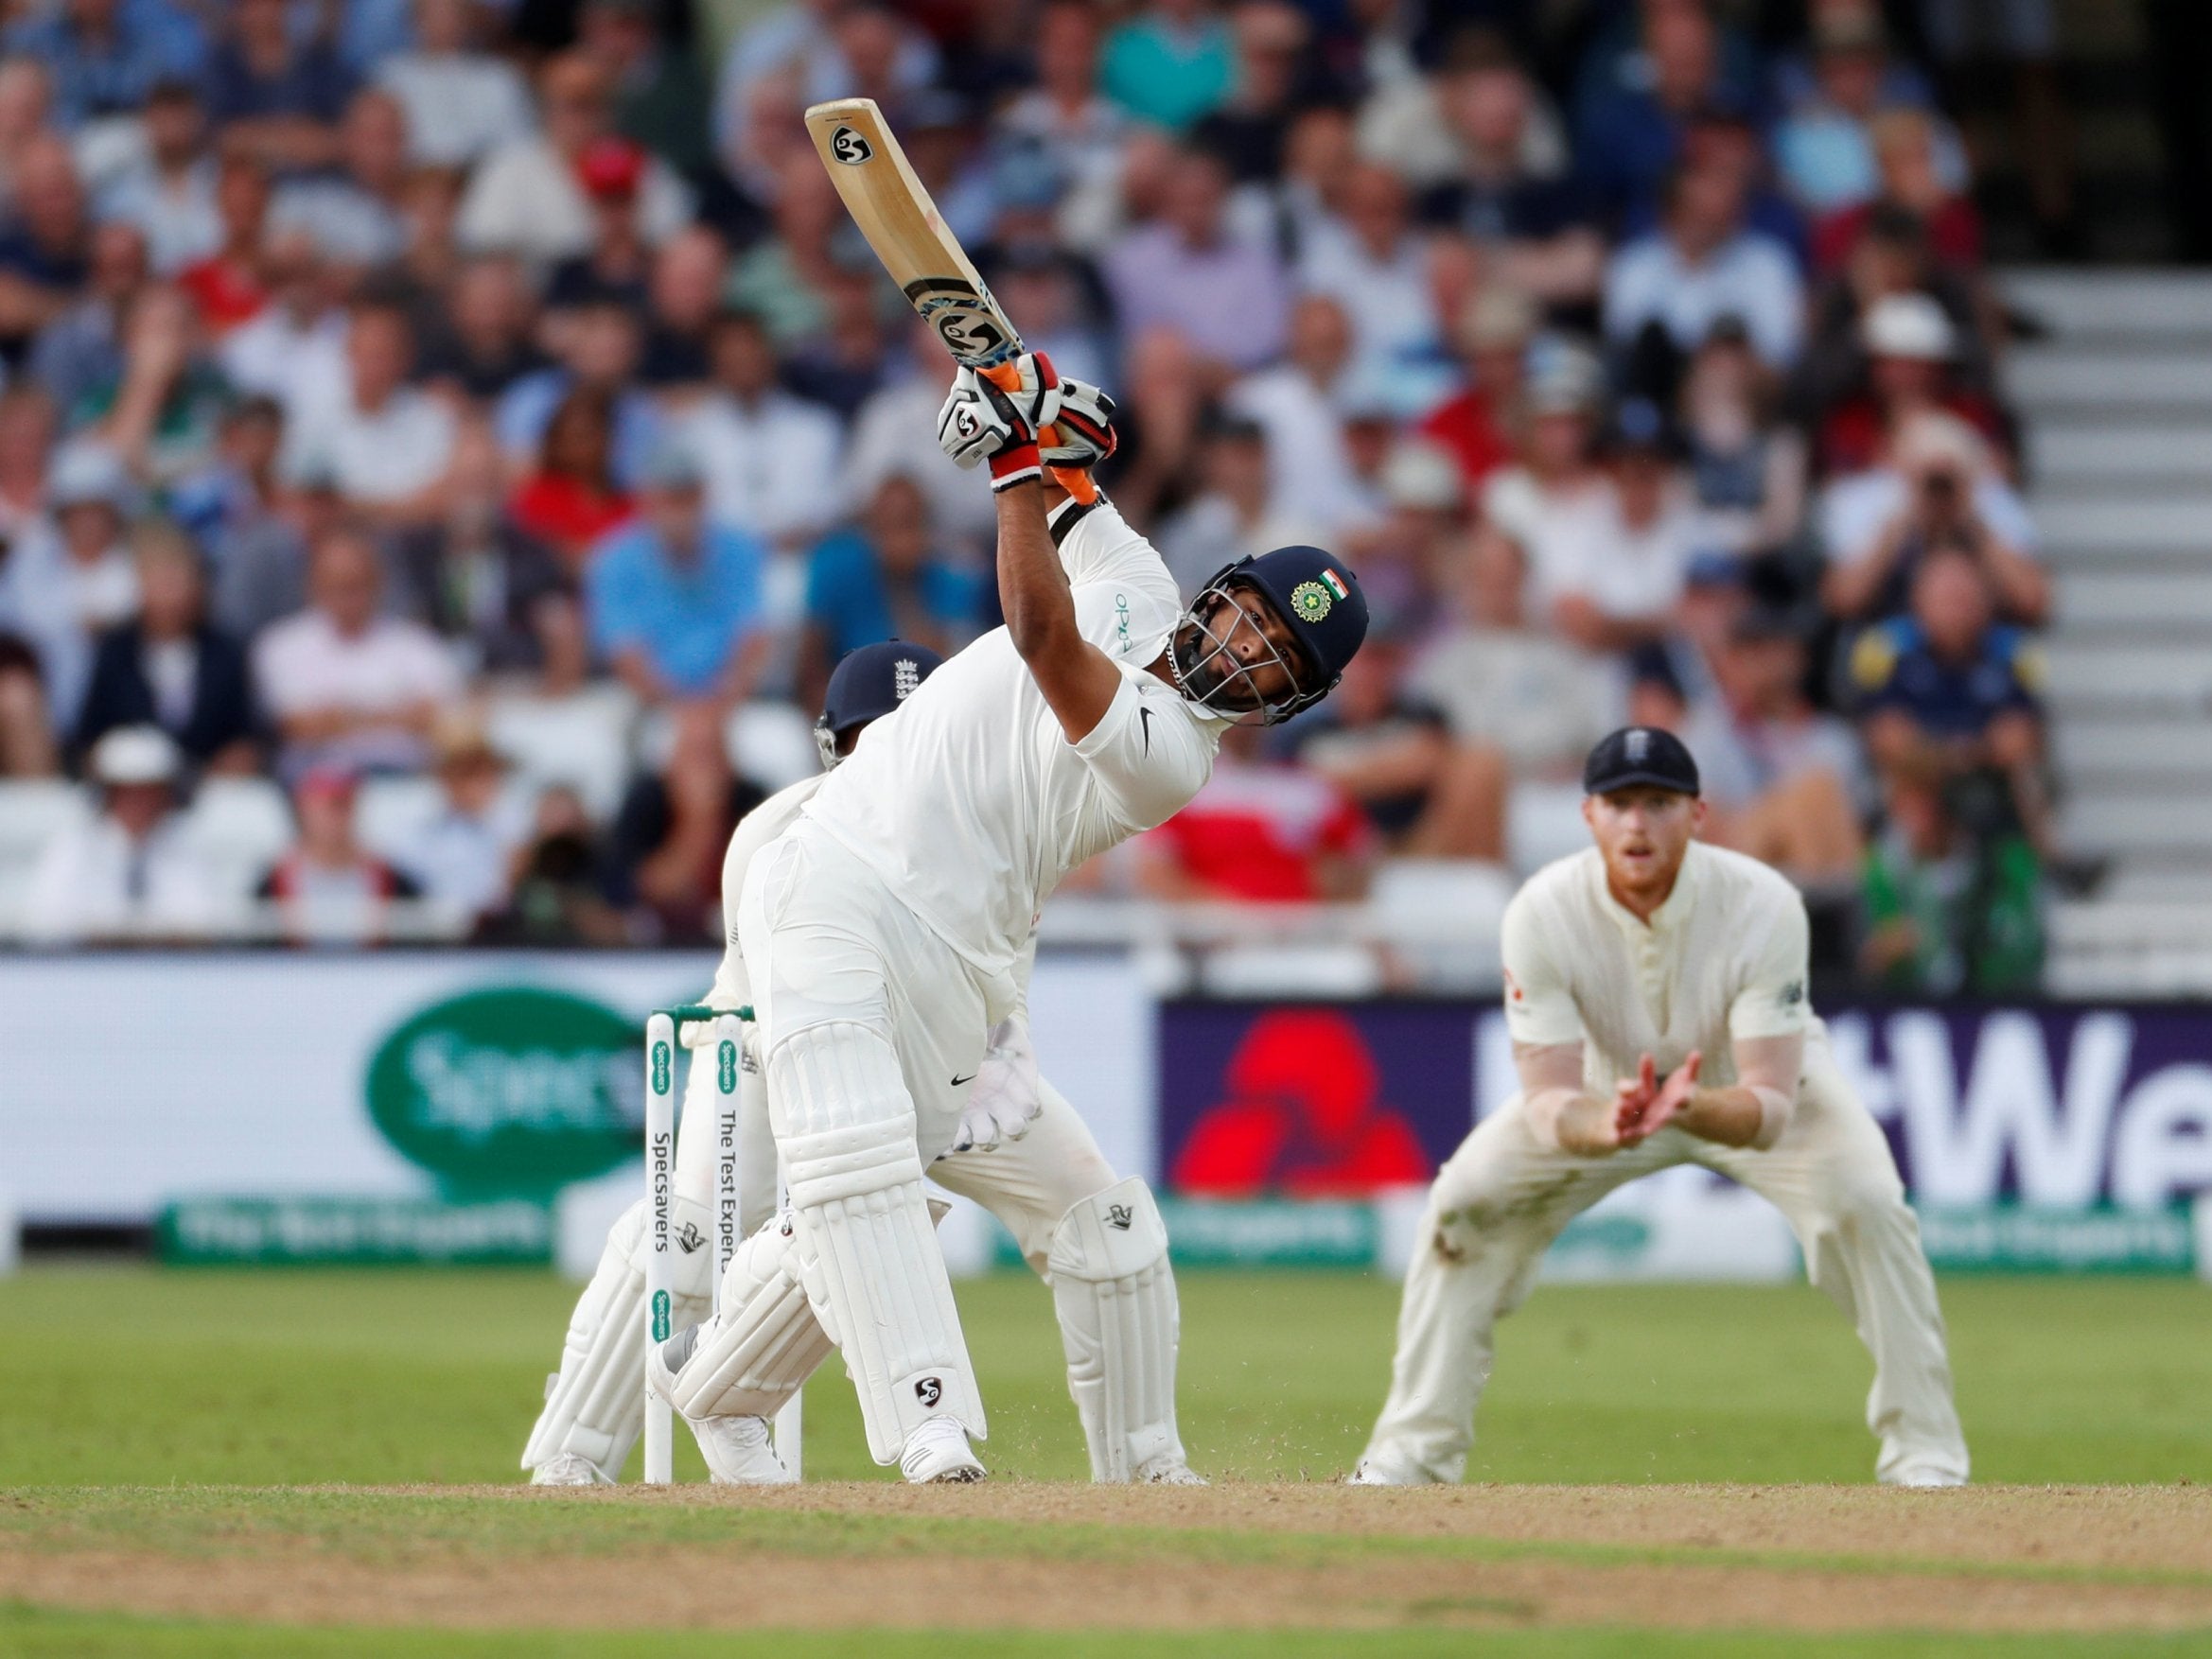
[995,480,1080,663]
[1677,1087,1768,1148]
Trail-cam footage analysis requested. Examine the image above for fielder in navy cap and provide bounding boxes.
[1353,714,1968,1492]
[1583,725,1701,796]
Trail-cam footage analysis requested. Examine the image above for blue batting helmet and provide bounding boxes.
[1176,546,1369,723]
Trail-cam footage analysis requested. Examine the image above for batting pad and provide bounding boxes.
[667,1214,833,1420]
[770,1021,986,1465]
[1047,1178,1187,1481]
[521,1194,714,1476]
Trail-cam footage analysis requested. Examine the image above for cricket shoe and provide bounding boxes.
[1886,1464,1968,1489]
[646,1326,795,1486]
[689,1412,796,1486]
[900,1417,987,1484]
[1345,1453,1431,1486]
[529,1452,611,1487]
[1134,1455,1208,1486]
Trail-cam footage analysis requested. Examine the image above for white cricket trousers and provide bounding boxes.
[740,822,994,1162]
[1362,1061,1969,1484]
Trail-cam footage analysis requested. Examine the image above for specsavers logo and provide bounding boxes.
[366,987,641,1196]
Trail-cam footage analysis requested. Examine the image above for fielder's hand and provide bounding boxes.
[1613,1051,1701,1147]
[936,353,1063,492]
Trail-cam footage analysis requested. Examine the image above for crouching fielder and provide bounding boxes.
[522,642,1197,1485]
[1354,727,1968,1488]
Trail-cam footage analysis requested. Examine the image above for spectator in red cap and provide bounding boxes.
[545,136,654,313]
[456,52,692,267]
[256,766,421,947]
[576,0,713,181]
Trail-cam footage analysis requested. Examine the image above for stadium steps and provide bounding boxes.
[2004,268,2212,991]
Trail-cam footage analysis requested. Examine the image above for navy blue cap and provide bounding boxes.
[1232,545,1369,705]
[1584,726,1700,796]
[820,640,944,738]
[816,639,943,767]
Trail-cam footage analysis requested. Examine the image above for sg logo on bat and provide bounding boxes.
[829,126,873,165]
[904,275,1014,367]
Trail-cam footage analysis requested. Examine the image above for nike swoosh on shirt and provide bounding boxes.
[951,1074,976,1087]
[1139,706,1153,756]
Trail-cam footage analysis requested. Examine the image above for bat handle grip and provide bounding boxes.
[978,363,1098,504]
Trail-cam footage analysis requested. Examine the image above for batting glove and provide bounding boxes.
[934,355,1064,491]
[1042,377,1117,470]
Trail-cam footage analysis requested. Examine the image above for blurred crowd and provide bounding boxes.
[0,0,2062,993]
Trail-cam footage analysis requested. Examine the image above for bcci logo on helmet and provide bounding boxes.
[1290,569,1351,623]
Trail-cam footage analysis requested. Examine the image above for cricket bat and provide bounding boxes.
[803,96,1097,503]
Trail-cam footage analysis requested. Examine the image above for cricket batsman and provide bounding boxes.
[522,641,1203,1486]
[651,355,1368,1482]
[1353,726,1969,1488]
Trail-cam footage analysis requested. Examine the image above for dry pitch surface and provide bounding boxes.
[4,1482,2210,1645]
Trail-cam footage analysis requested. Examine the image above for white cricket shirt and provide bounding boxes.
[1500,841,1821,1094]
[802,496,1219,977]
[709,772,824,1008]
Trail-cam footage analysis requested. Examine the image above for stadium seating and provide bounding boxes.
[2010,271,2212,989]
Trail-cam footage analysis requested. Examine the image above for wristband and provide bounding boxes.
[1745,1083,1795,1150]
[988,442,1042,491]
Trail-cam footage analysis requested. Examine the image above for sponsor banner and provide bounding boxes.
[1827,1006,2212,1210]
[157,1196,553,1266]
[0,953,717,1222]
[1157,999,2212,1278]
[1159,1000,2212,1212]
[1159,1197,1376,1267]
[1916,1205,2197,1275]
[1157,1003,1478,1197]
[0,952,1145,1224]
[989,1198,1375,1270]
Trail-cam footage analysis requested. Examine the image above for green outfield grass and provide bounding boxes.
[1,1266,2208,1656]
[0,1266,2206,1485]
